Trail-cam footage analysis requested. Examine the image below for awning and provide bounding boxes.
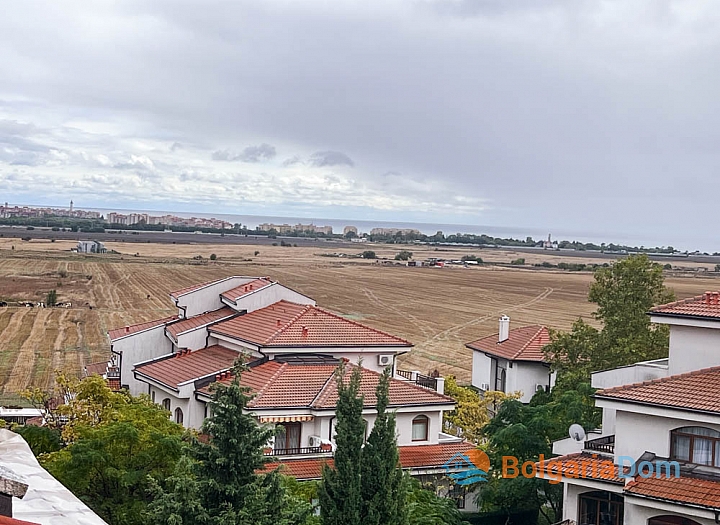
[258,415,314,423]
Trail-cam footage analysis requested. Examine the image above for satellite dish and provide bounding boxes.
[569,424,586,442]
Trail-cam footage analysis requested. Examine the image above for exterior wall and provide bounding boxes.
[175,277,250,317]
[471,351,493,390]
[591,360,669,389]
[231,284,315,313]
[668,324,720,375]
[112,326,172,396]
[263,349,405,373]
[396,409,443,446]
[510,362,551,403]
[175,326,216,351]
[625,499,716,525]
[614,410,720,461]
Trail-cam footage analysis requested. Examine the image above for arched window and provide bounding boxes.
[670,426,720,466]
[162,398,171,411]
[498,369,507,392]
[175,407,184,425]
[578,490,623,525]
[412,415,429,442]
[151,390,156,403]
[649,517,702,525]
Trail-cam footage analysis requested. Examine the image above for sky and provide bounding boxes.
[1,1,719,249]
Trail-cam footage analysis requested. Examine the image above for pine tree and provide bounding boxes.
[319,363,364,525]
[360,367,408,525]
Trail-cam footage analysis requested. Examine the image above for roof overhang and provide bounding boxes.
[594,396,720,423]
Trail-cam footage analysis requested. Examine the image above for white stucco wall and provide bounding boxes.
[231,283,315,313]
[668,324,720,375]
[176,277,250,317]
[511,362,551,403]
[175,326,215,351]
[591,360,669,389]
[614,410,720,461]
[471,351,493,390]
[112,325,173,396]
[625,497,716,525]
[263,349,405,373]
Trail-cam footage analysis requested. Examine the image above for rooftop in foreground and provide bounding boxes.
[466,325,550,362]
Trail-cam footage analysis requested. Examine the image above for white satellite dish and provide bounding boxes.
[569,424,586,442]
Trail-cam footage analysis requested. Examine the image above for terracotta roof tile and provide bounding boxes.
[220,278,273,302]
[265,441,476,480]
[84,361,109,376]
[166,307,237,340]
[651,291,720,320]
[466,325,550,362]
[134,345,240,390]
[625,475,720,510]
[210,300,412,348]
[198,360,453,409]
[0,517,41,525]
[596,366,720,414]
[108,315,177,341]
[536,452,625,484]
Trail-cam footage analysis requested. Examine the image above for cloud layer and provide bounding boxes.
[1,1,720,247]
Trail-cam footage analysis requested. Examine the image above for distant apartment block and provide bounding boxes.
[343,225,358,236]
[107,212,232,229]
[258,223,333,235]
[369,227,421,236]
[0,202,101,220]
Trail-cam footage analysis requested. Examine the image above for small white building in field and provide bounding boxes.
[76,240,106,254]
[467,316,553,403]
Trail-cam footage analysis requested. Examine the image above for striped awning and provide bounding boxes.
[258,415,314,423]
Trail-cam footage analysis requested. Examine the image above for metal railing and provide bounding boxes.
[584,435,615,454]
[396,369,413,380]
[265,446,322,456]
[396,370,437,390]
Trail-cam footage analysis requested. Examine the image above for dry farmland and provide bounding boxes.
[0,237,716,395]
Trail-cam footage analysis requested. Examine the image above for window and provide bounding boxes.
[578,490,623,525]
[175,407,184,425]
[670,426,720,467]
[649,517,702,525]
[162,398,170,411]
[412,415,429,442]
[448,484,466,509]
[151,390,156,403]
[275,422,301,452]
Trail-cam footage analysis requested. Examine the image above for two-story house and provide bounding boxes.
[102,276,478,510]
[468,316,553,403]
[544,292,720,525]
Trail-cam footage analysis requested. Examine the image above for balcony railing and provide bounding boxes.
[584,434,615,454]
[396,369,413,380]
[396,369,437,390]
[265,446,323,456]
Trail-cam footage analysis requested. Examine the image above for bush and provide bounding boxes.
[21,237,31,242]
[510,258,526,265]
[26,226,34,231]
[13,425,62,456]
[361,250,377,259]
[46,289,57,307]
[58,269,68,278]
[461,255,482,263]
[210,253,217,261]
[254,251,260,256]
[395,250,413,261]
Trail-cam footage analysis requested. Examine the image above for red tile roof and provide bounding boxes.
[265,441,476,480]
[0,517,41,525]
[535,453,625,484]
[108,315,177,341]
[198,360,454,409]
[625,475,720,510]
[651,291,720,320]
[220,278,273,302]
[84,361,109,376]
[210,300,412,348]
[596,366,720,414]
[134,345,240,390]
[166,307,237,340]
[466,325,550,362]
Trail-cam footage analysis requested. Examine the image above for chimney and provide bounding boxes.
[706,291,714,304]
[0,469,28,518]
[498,315,510,343]
[125,326,130,333]
[301,326,309,338]
[277,319,282,327]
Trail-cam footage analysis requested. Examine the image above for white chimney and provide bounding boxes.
[498,315,510,343]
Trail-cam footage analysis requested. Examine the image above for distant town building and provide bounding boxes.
[258,223,332,235]
[0,203,101,220]
[76,240,107,254]
[343,225,358,236]
[369,227,421,236]
[541,233,559,250]
[107,212,232,229]
[258,223,294,234]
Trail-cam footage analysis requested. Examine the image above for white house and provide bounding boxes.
[103,275,479,511]
[544,291,720,525]
[467,316,553,403]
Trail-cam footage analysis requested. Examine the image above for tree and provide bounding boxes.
[545,254,675,391]
[360,367,407,525]
[361,251,377,259]
[405,477,464,525]
[46,289,57,306]
[148,361,311,525]
[210,253,217,260]
[319,364,364,525]
[394,250,413,261]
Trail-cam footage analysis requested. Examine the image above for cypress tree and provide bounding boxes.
[319,363,364,525]
[361,366,408,525]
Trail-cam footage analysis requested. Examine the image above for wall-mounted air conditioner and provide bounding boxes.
[309,435,322,448]
[377,354,393,366]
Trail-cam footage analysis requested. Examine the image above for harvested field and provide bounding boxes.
[0,241,717,392]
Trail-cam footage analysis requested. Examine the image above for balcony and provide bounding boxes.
[396,370,444,393]
[584,434,615,455]
[264,443,333,457]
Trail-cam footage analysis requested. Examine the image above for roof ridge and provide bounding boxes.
[310,305,413,346]
[264,302,314,344]
[345,362,454,405]
[651,293,709,311]
[309,366,340,409]
[597,365,720,396]
[513,325,547,359]
[247,361,288,408]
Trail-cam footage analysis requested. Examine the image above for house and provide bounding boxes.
[75,240,106,254]
[103,275,478,510]
[467,316,553,403]
[544,291,720,525]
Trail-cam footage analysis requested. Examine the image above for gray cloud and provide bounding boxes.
[309,151,354,167]
[212,143,276,162]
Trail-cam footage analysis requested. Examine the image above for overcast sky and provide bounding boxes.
[1,1,719,249]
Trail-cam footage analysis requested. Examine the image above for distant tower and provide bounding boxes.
[69,200,74,213]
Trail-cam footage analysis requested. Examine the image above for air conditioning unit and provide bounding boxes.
[377,354,393,367]
[309,435,322,448]
[536,384,547,392]
[480,383,490,391]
